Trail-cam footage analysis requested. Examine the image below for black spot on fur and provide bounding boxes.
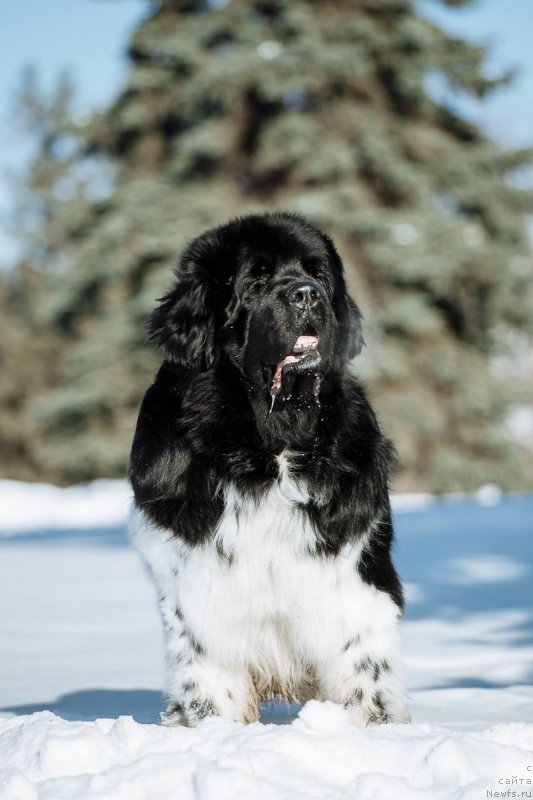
[342,635,361,652]
[368,691,389,724]
[215,538,234,566]
[162,701,186,725]
[183,680,197,693]
[346,688,364,706]
[167,700,184,714]
[190,698,216,720]
[192,638,204,656]
[180,627,205,656]
[373,691,386,714]
[190,632,204,655]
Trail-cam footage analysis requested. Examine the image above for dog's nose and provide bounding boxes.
[287,281,321,310]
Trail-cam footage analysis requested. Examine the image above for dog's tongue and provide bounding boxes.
[271,335,319,395]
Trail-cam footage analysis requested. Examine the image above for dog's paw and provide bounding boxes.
[161,698,218,727]
[160,706,187,727]
[345,697,411,727]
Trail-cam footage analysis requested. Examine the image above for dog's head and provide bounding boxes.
[149,212,363,404]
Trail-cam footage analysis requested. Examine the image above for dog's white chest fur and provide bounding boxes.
[179,452,366,671]
[131,451,404,724]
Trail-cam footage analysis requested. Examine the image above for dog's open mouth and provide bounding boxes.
[270,334,320,396]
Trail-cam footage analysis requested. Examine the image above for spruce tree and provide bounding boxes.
[9,0,533,489]
[8,68,105,272]
[0,263,63,481]
[0,69,108,481]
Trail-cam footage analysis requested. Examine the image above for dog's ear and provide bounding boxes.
[148,260,215,371]
[342,295,364,360]
[321,232,364,360]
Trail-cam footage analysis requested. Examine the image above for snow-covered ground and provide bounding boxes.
[0,481,532,799]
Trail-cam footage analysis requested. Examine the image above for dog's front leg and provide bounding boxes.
[314,592,410,726]
[158,594,259,727]
[327,648,411,728]
[130,510,258,727]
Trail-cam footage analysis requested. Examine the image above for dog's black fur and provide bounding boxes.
[130,211,403,608]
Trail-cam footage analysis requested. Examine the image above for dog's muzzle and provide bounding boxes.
[270,334,321,396]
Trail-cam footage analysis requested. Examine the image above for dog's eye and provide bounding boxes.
[305,262,322,281]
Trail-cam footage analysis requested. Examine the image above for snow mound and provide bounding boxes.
[1,701,532,800]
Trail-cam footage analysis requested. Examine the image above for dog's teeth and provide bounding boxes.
[293,335,319,353]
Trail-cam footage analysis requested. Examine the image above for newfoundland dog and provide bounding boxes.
[129,211,410,727]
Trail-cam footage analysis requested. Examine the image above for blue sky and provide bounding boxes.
[0,0,532,263]
[0,0,146,263]
[420,0,533,145]
[0,0,146,120]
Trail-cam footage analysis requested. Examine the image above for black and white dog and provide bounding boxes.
[129,212,410,727]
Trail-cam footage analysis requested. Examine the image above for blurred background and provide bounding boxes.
[1,0,533,745]
[1,0,533,493]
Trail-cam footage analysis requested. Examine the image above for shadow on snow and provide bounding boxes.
[1,688,300,726]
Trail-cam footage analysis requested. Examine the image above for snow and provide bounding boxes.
[0,480,532,799]
[506,404,533,451]
[0,479,131,535]
[1,699,533,800]
[446,555,528,584]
